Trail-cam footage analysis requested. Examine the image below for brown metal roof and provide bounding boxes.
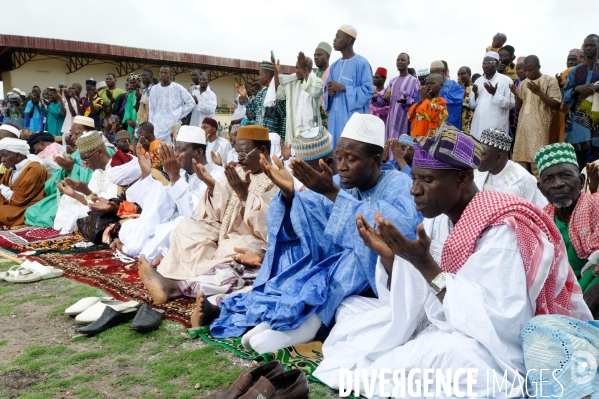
[0,34,295,75]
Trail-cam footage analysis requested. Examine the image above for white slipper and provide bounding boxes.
[75,300,140,324]
[64,296,114,316]
[4,265,41,283]
[22,261,63,279]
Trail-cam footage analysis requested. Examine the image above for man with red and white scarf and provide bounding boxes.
[535,142,599,317]
[314,124,592,397]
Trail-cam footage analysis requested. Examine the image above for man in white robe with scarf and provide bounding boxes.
[313,125,592,398]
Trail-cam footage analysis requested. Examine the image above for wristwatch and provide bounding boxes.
[430,272,446,295]
[240,200,247,208]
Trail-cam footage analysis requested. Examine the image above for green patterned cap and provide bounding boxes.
[77,131,104,154]
[534,143,578,175]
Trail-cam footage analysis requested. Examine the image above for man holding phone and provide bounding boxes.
[25,85,45,132]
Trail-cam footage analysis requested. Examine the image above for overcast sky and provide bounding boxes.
[2,0,598,85]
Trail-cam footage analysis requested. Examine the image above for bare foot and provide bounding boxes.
[152,255,164,267]
[138,254,183,304]
[190,292,220,327]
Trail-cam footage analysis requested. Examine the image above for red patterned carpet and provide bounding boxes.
[0,226,93,254]
[30,250,195,327]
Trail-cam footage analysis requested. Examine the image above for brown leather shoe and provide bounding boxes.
[199,361,284,399]
[237,369,309,399]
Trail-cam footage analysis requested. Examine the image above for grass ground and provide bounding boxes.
[0,261,339,398]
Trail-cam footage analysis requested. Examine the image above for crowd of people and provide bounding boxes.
[1,25,599,398]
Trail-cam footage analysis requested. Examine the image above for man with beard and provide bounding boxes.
[535,142,599,316]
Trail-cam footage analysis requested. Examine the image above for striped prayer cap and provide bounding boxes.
[534,143,578,175]
[293,127,333,161]
[260,61,274,72]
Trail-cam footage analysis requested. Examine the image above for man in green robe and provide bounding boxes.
[535,143,599,317]
[24,116,115,227]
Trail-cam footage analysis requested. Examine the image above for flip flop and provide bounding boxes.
[3,265,41,283]
[64,296,114,316]
[75,300,140,324]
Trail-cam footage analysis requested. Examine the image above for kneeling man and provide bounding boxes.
[0,138,48,225]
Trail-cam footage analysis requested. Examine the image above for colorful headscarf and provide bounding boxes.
[413,124,482,170]
[534,143,578,175]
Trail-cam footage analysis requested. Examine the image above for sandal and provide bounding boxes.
[114,249,135,264]
[4,265,41,283]
[22,261,63,280]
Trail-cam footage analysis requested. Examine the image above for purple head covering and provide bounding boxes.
[412,124,482,170]
[568,48,583,57]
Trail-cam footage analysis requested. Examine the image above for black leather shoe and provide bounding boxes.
[129,304,165,332]
[75,306,137,335]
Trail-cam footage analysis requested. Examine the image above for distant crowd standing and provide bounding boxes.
[1,26,599,398]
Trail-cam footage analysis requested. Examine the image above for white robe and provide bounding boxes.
[189,87,217,127]
[54,168,118,234]
[469,72,515,140]
[206,137,232,166]
[313,217,536,398]
[474,160,548,208]
[120,164,225,259]
[148,82,195,144]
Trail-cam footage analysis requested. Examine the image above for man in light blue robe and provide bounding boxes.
[431,60,465,130]
[324,24,374,148]
[199,115,422,354]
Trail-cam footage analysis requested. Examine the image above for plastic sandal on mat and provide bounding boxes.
[114,250,135,264]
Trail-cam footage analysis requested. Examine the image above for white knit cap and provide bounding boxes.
[484,51,500,61]
[338,24,357,39]
[0,124,21,138]
[340,113,385,148]
[0,137,30,155]
[177,125,206,145]
[73,115,96,128]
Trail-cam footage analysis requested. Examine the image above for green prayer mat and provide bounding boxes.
[187,326,358,398]
[188,326,323,380]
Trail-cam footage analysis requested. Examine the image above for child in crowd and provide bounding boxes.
[486,32,507,53]
[138,122,162,169]
[408,73,448,137]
